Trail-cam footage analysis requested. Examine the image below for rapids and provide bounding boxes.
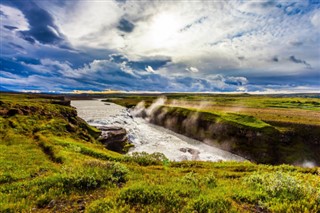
[71,100,245,162]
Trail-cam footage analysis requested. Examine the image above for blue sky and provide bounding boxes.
[0,0,319,93]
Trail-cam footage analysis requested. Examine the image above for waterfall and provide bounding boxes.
[71,99,245,162]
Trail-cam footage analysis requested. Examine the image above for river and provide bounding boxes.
[71,99,245,162]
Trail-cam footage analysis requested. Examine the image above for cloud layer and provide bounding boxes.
[0,0,319,92]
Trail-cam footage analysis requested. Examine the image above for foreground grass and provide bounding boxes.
[0,93,319,212]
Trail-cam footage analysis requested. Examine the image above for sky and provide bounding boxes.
[0,0,319,93]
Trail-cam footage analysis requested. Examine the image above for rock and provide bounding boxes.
[179,148,187,153]
[50,99,71,106]
[96,126,123,131]
[95,126,133,153]
[179,147,200,160]
[179,147,199,155]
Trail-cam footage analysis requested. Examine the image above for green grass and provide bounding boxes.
[174,106,271,129]
[104,93,320,111]
[1,93,320,212]
[106,93,320,126]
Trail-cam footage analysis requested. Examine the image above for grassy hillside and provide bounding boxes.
[0,93,320,212]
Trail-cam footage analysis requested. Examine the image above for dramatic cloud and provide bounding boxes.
[0,0,319,92]
[117,18,135,33]
[289,55,312,69]
[1,0,69,47]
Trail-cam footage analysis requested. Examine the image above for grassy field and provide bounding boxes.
[0,93,320,212]
[104,93,320,126]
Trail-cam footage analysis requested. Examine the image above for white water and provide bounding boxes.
[71,100,245,162]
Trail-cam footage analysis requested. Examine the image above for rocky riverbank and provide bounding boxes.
[95,126,133,154]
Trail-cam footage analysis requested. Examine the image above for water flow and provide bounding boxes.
[71,100,245,162]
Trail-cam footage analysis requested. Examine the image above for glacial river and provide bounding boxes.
[71,99,245,162]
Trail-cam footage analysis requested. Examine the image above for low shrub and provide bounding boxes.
[181,172,217,188]
[86,198,128,213]
[189,194,232,213]
[0,173,15,184]
[28,161,129,194]
[60,161,129,191]
[242,171,320,211]
[118,183,181,211]
[124,152,169,166]
[244,171,305,200]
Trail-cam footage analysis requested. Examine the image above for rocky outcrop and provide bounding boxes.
[95,126,133,154]
[179,147,200,160]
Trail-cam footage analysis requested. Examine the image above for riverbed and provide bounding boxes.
[71,99,245,162]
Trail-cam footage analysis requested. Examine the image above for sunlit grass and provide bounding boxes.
[0,93,319,212]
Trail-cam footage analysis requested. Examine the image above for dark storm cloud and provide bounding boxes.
[117,18,135,33]
[260,0,276,8]
[0,58,31,76]
[277,1,319,16]
[8,42,25,50]
[2,0,69,48]
[0,10,8,18]
[128,58,171,71]
[15,57,41,65]
[109,54,129,63]
[109,54,171,71]
[272,56,279,62]
[289,55,311,68]
[180,16,207,32]
[115,0,127,4]
[290,41,303,46]
[18,33,36,44]
[248,71,320,86]
[3,25,18,30]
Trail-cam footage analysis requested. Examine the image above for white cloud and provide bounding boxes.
[36,0,319,76]
[2,57,251,92]
[226,76,248,85]
[237,86,247,92]
[0,4,32,56]
[145,65,155,73]
[0,4,29,31]
[186,67,199,73]
[49,1,124,48]
[311,12,320,28]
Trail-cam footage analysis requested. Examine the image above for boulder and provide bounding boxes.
[179,147,200,160]
[95,126,133,153]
